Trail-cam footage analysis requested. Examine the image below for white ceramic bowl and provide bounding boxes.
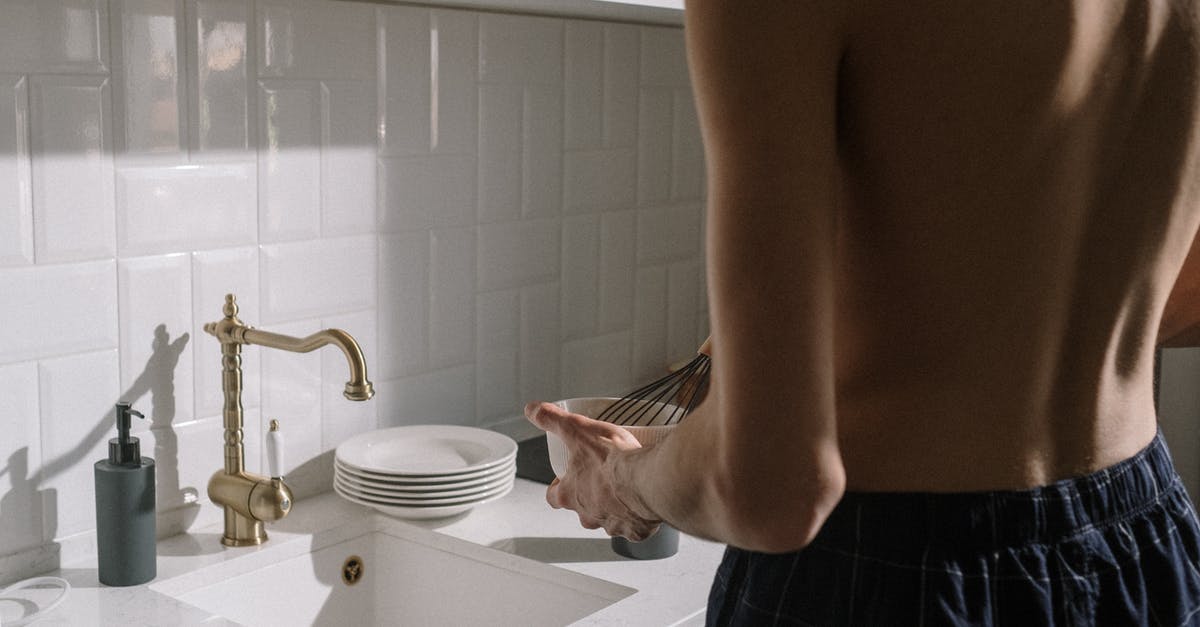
[545,397,679,477]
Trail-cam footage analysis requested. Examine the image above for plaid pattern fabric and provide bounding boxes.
[707,430,1200,626]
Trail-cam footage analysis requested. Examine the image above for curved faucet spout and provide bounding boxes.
[239,327,374,401]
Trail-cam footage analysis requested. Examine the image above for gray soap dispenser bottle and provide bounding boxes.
[94,401,156,586]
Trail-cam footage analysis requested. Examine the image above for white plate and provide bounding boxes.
[335,450,517,484]
[336,425,517,477]
[334,477,514,519]
[335,458,516,494]
[336,471,513,501]
[336,458,513,492]
[334,474,513,506]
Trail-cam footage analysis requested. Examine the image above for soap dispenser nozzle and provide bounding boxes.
[111,401,146,466]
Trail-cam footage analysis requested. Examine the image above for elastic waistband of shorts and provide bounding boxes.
[816,429,1182,552]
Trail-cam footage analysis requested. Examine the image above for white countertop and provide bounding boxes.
[16,478,725,626]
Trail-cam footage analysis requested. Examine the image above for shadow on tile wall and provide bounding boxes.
[0,324,194,582]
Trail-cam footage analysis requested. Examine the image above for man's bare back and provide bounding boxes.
[834,1,1200,491]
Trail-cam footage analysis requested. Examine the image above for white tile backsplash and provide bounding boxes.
[258,0,375,80]
[116,161,257,255]
[0,0,703,583]
[260,234,377,322]
[37,349,120,540]
[110,0,186,155]
[188,0,251,154]
[118,253,195,424]
[564,148,637,213]
[0,0,110,75]
[477,218,559,291]
[0,362,42,556]
[30,75,115,263]
[0,260,118,364]
[0,74,32,267]
[479,14,563,86]
[429,227,476,368]
[476,289,520,423]
[320,81,376,237]
[258,79,321,241]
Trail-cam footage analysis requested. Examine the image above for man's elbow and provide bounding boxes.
[714,461,846,554]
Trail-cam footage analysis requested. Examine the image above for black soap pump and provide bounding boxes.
[93,401,156,586]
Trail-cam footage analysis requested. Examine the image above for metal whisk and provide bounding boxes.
[596,339,712,427]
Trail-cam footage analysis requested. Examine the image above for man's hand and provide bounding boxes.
[524,401,661,541]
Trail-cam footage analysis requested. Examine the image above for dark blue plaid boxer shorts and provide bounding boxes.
[707,430,1200,625]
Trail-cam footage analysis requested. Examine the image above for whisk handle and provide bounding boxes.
[698,336,712,357]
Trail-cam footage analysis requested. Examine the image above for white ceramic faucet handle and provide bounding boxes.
[267,419,284,479]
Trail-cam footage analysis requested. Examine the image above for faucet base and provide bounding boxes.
[220,508,267,547]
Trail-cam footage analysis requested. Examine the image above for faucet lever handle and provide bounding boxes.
[267,419,284,479]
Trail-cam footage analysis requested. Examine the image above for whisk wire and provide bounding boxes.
[595,352,711,427]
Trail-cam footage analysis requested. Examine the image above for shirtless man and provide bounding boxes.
[526,1,1200,623]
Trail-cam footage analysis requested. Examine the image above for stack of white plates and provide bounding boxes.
[334,425,518,520]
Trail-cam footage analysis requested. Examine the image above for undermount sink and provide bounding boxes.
[151,514,635,626]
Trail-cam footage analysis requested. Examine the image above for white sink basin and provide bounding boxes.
[151,515,635,626]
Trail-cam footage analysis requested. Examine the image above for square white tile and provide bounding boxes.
[519,282,561,403]
[30,75,115,263]
[0,74,32,267]
[258,80,321,242]
[260,234,377,323]
[431,9,477,155]
[258,0,374,80]
[562,214,600,339]
[429,227,476,368]
[378,5,430,156]
[189,0,251,153]
[477,83,522,224]
[479,14,563,86]
[0,0,109,74]
[38,349,121,540]
[119,253,195,425]
[637,202,702,265]
[379,154,475,232]
[476,289,520,424]
[377,231,429,380]
[637,87,673,206]
[477,218,559,291]
[521,85,562,219]
[0,361,43,555]
[598,210,636,333]
[639,26,688,87]
[560,331,632,398]
[0,260,118,364]
[378,364,475,427]
[110,0,185,155]
[564,148,637,214]
[116,161,257,256]
[321,80,377,237]
[633,265,668,383]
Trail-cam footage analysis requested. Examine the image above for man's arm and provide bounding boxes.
[529,0,849,553]
[1161,231,1200,347]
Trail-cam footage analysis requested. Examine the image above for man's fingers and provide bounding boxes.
[524,401,572,435]
[545,478,564,509]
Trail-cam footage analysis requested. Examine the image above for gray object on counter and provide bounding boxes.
[612,524,680,560]
[94,401,156,587]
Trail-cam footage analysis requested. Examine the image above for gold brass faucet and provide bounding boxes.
[203,293,374,547]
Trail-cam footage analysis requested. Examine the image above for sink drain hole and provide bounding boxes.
[342,555,364,586]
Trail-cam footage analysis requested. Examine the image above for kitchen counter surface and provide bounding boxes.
[19,478,725,626]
